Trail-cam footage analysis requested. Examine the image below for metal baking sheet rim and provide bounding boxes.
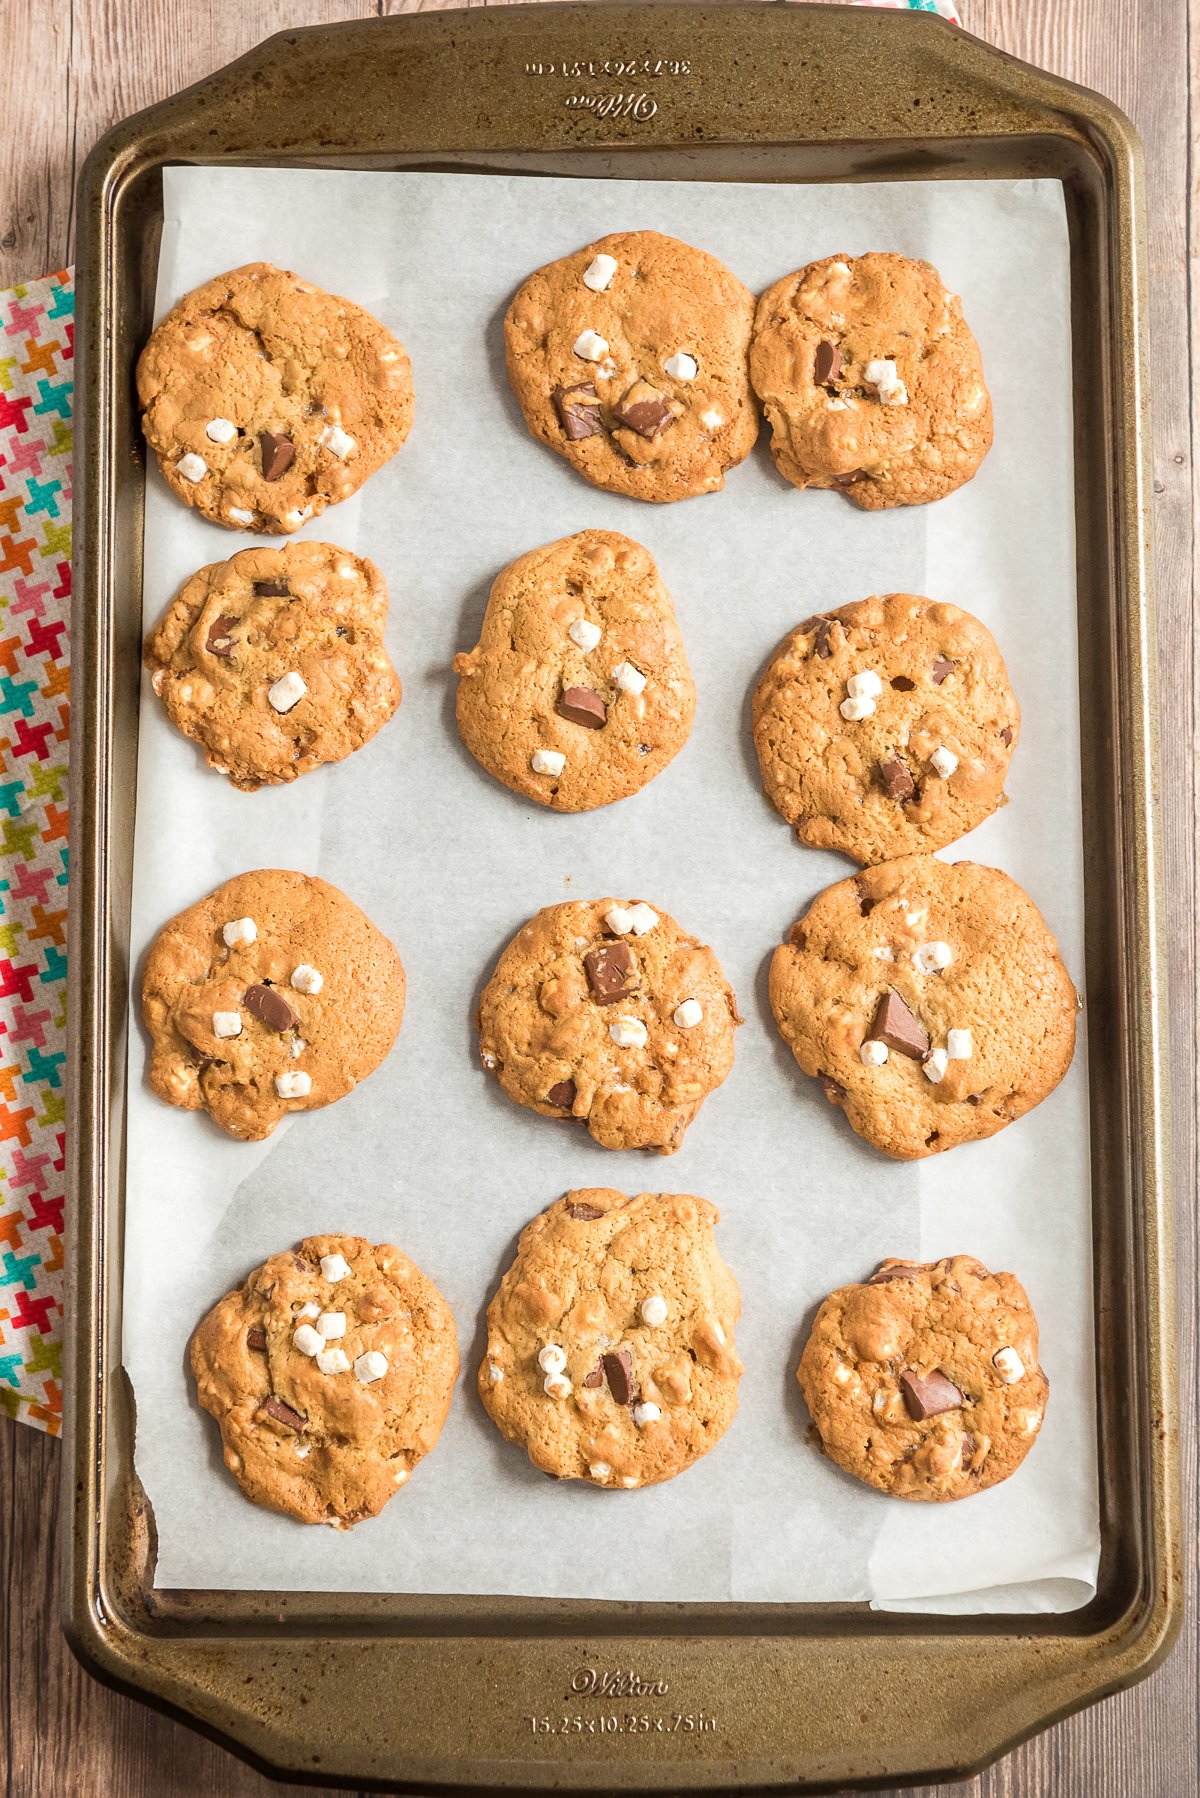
[63,4,1180,1791]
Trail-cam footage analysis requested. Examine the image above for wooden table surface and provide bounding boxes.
[1,1,1194,1793]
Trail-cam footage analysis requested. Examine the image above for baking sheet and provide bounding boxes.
[124,166,1098,1610]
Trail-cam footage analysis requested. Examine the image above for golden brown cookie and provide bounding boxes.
[750,252,992,508]
[453,530,695,812]
[505,230,758,502]
[191,1234,458,1527]
[137,262,413,532]
[144,541,401,791]
[753,593,1018,864]
[478,897,740,1154]
[769,856,1077,1159]
[797,1255,1048,1502]
[479,1189,743,1488]
[142,869,405,1141]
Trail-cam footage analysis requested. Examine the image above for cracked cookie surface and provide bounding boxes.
[453,530,694,812]
[142,868,405,1141]
[798,1254,1048,1502]
[478,897,740,1153]
[505,230,758,502]
[137,262,413,532]
[753,592,1018,864]
[144,541,401,790]
[479,1188,743,1488]
[769,855,1076,1159]
[750,252,992,509]
[191,1233,458,1526]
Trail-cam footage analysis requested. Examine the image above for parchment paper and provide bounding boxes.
[125,167,1098,1610]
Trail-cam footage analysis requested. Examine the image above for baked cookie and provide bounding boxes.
[137,262,413,532]
[753,592,1018,864]
[191,1234,458,1527]
[769,856,1076,1159]
[750,252,992,509]
[478,898,740,1153]
[144,541,401,791]
[453,531,695,812]
[504,230,758,502]
[142,869,405,1141]
[479,1188,743,1488]
[797,1255,1048,1502]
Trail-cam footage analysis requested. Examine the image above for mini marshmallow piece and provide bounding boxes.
[537,1343,567,1375]
[701,407,724,430]
[282,509,308,530]
[316,1311,346,1339]
[317,1346,350,1376]
[268,671,308,714]
[612,660,647,696]
[295,1444,311,1458]
[297,1301,320,1320]
[840,694,876,721]
[626,902,659,935]
[292,1323,323,1356]
[847,670,883,701]
[664,350,698,381]
[993,1346,1025,1383]
[488,1362,504,1385]
[222,916,257,947]
[923,1047,949,1084]
[291,964,324,995]
[355,1350,388,1384]
[930,745,959,778]
[320,1253,352,1282]
[712,1321,727,1346]
[633,1402,661,1427]
[582,253,618,291]
[291,1038,306,1059]
[879,378,909,406]
[640,1294,668,1327]
[673,998,703,1029]
[212,1011,242,1039]
[860,1039,889,1067]
[176,452,207,483]
[604,904,635,935]
[947,1028,973,1060]
[610,1016,648,1048]
[321,423,356,459]
[228,506,255,525]
[864,358,898,387]
[874,945,896,962]
[913,940,953,975]
[531,748,566,778]
[833,1363,853,1385]
[568,618,602,652]
[543,1371,572,1399]
[573,329,609,361]
[205,417,237,444]
[589,1462,612,1479]
[275,1070,312,1099]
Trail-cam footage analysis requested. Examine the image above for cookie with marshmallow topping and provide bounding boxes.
[769,855,1076,1158]
[479,1189,743,1487]
[504,231,758,502]
[798,1255,1048,1501]
[478,898,740,1153]
[141,868,405,1140]
[453,531,695,812]
[750,252,992,508]
[190,1234,457,1526]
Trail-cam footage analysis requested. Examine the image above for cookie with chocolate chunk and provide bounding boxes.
[191,1234,458,1526]
[479,1189,743,1488]
[144,541,401,790]
[798,1255,1048,1501]
[769,855,1076,1158]
[137,262,412,532]
[142,869,405,1141]
[453,530,695,812]
[753,592,1018,863]
[505,231,758,502]
[478,897,740,1153]
[750,252,992,508]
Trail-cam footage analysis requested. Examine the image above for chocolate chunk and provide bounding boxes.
[890,675,915,692]
[899,1368,964,1421]
[999,725,1013,745]
[867,1264,921,1286]
[931,655,956,684]
[556,686,607,730]
[614,382,678,440]
[879,757,916,803]
[814,340,843,385]
[552,382,602,441]
[567,1201,604,1220]
[246,1325,268,1350]
[602,1348,634,1406]
[871,989,930,1059]
[253,579,290,598]
[205,614,238,657]
[583,941,638,1006]
[244,984,300,1032]
[258,431,295,481]
[546,1079,577,1109]
[259,1395,306,1433]
[582,1364,604,1388]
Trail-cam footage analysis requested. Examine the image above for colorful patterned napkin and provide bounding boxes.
[0,270,72,1436]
